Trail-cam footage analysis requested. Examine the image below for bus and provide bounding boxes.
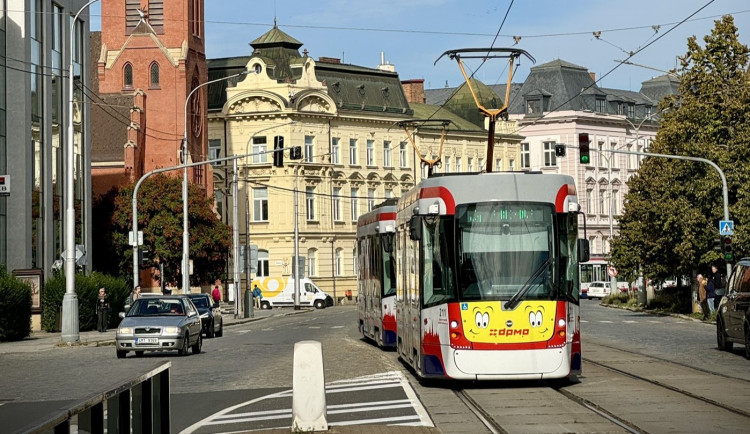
[357,199,398,348]
[393,172,588,380]
[579,255,629,297]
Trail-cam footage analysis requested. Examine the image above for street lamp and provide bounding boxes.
[180,71,247,293]
[62,0,100,344]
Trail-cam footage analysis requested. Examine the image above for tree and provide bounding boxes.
[611,15,750,283]
[103,174,231,287]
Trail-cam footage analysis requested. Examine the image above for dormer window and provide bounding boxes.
[526,98,541,115]
[595,98,606,113]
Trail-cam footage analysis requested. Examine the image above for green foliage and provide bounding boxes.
[647,286,692,314]
[41,272,129,332]
[612,15,750,282]
[602,292,637,307]
[0,266,32,341]
[98,173,230,287]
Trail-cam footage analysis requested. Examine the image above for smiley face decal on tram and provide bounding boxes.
[459,301,557,344]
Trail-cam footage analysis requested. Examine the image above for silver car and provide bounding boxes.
[115,295,202,358]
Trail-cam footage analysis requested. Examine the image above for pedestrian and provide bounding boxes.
[96,287,110,332]
[253,284,263,309]
[697,274,709,320]
[710,265,725,310]
[706,273,716,315]
[211,284,221,303]
[128,285,141,306]
[163,281,174,295]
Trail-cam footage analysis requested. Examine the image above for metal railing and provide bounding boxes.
[19,362,170,434]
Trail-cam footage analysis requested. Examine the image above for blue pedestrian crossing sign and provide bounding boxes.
[719,220,734,236]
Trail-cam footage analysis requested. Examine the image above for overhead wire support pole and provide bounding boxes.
[595,147,732,279]
[435,48,535,173]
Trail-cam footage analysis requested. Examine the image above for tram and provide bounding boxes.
[356,199,398,348]
[394,172,589,380]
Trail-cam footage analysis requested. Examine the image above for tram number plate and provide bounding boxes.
[136,337,158,344]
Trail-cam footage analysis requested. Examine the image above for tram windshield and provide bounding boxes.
[456,202,556,301]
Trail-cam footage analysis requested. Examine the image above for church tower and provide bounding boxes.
[93,0,211,194]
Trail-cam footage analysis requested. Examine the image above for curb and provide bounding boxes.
[599,302,716,324]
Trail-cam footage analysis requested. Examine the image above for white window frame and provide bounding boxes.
[543,141,557,167]
[444,156,451,173]
[455,157,461,172]
[331,137,340,165]
[304,135,314,163]
[468,157,474,172]
[306,187,316,221]
[521,142,530,168]
[366,140,375,166]
[383,141,392,167]
[307,248,317,277]
[333,187,342,221]
[349,139,358,165]
[253,188,268,222]
[368,188,375,211]
[335,248,343,276]
[399,142,408,167]
[252,136,267,164]
[350,188,359,221]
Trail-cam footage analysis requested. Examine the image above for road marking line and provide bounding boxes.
[623,320,637,323]
[599,320,614,323]
[333,415,423,426]
[331,325,344,328]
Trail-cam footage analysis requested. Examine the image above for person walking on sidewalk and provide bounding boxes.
[96,288,110,332]
[697,274,709,320]
[710,264,725,310]
[253,284,263,309]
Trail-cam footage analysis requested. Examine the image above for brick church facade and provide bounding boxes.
[91,0,211,198]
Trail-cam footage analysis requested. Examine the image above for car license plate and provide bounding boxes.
[136,337,158,344]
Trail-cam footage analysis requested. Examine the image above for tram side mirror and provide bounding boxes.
[409,216,422,241]
[578,239,590,263]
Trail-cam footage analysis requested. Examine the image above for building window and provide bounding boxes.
[257,250,269,277]
[252,137,267,163]
[599,187,606,215]
[331,137,340,164]
[543,141,557,167]
[353,248,358,275]
[189,0,201,36]
[349,139,358,165]
[444,156,451,173]
[368,188,375,211]
[383,141,392,167]
[455,157,461,172]
[626,144,633,170]
[350,188,359,221]
[399,142,407,167]
[627,104,635,119]
[215,189,224,220]
[149,62,160,88]
[335,248,343,276]
[521,143,530,168]
[253,188,268,222]
[148,0,164,31]
[385,189,392,199]
[610,142,618,168]
[209,139,221,165]
[597,142,605,167]
[596,98,606,113]
[366,140,375,166]
[478,158,484,172]
[306,187,316,221]
[526,98,541,114]
[586,189,593,214]
[612,189,619,215]
[307,248,317,277]
[468,157,474,172]
[125,0,141,33]
[123,63,133,89]
[509,159,516,171]
[333,187,341,221]
[495,158,502,170]
[304,135,314,163]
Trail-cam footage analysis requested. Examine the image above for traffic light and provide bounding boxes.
[713,238,722,252]
[139,249,150,268]
[723,236,733,261]
[273,136,284,167]
[555,143,566,157]
[579,133,590,164]
[289,146,302,160]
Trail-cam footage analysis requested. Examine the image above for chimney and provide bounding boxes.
[401,79,425,104]
[318,56,341,64]
[589,72,596,82]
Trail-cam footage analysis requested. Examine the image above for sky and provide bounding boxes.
[90,0,750,92]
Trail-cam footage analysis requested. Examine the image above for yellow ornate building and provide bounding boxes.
[207,25,522,301]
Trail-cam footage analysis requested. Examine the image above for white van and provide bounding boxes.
[251,276,333,309]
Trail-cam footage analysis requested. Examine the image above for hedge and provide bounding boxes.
[42,272,130,332]
[0,265,33,341]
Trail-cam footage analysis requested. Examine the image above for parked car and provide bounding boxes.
[115,294,202,358]
[587,281,612,299]
[717,259,750,358]
[187,293,223,338]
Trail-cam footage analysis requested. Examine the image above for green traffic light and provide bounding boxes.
[726,253,734,261]
[580,155,590,164]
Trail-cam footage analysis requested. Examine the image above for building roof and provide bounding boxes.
[208,26,412,116]
[639,74,680,104]
[409,102,486,132]
[441,79,504,128]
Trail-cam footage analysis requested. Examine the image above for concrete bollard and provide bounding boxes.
[291,340,328,432]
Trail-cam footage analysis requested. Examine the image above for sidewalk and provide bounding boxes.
[0,303,309,354]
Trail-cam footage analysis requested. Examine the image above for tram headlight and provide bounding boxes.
[557,318,566,328]
[450,320,459,329]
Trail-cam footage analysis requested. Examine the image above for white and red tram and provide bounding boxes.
[394,172,589,380]
[356,200,398,348]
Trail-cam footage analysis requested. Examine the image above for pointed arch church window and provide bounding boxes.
[123,63,133,89]
[149,62,160,88]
